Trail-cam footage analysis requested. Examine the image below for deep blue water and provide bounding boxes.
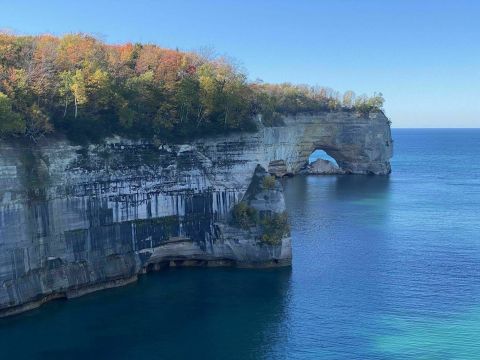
[1,129,479,359]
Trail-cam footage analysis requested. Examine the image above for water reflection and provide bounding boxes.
[0,268,292,360]
[333,175,391,201]
[282,174,391,202]
[282,175,391,228]
[282,175,393,358]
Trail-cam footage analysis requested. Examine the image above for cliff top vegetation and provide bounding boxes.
[0,33,385,143]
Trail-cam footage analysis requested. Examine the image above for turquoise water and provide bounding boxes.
[1,129,479,359]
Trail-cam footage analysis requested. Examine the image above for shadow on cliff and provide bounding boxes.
[17,146,50,202]
[0,267,292,360]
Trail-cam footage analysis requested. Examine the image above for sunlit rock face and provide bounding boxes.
[263,111,393,175]
[0,110,392,316]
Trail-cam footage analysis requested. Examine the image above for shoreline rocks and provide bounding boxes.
[306,159,346,175]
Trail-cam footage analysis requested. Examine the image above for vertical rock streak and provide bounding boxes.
[0,111,392,316]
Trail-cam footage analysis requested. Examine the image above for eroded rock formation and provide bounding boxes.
[0,110,392,316]
[307,159,345,175]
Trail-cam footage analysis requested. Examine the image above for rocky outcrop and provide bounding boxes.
[262,111,393,175]
[267,160,289,177]
[0,110,392,317]
[307,159,345,175]
[216,166,291,266]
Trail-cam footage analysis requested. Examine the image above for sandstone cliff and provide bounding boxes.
[0,110,392,317]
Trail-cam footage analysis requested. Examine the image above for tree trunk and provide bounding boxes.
[74,96,78,118]
[63,97,68,117]
[224,107,228,127]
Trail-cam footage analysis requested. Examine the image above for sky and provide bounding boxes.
[0,0,479,128]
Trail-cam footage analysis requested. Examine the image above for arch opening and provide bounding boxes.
[306,149,344,175]
[308,149,339,167]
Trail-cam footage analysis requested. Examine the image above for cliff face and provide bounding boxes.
[264,111,392,175]
[0,111,392,316]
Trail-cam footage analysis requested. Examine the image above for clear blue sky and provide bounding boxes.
[1,0,479,127]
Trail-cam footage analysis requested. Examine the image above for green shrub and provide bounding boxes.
[261,212,290,245]
[231,202,258,229]
[353,93,385,114]
[231,201,290,245]
[262,175,276,190]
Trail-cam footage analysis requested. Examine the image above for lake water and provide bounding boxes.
[1,129,479,359]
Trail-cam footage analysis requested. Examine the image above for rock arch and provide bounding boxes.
[264,111,393,175]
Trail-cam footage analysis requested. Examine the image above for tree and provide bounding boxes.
[197,62,218,126]
[0,32,387,142]
[343,90,355,108]
[86,68,110,108]
[24,104,52,141]
[59,70,74,117]
[353,92,384,114]
[71,69,87,117]
[0,91,25,137]
[370,92,385,109]
[175,74,200,124]
[30,35,59,103]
